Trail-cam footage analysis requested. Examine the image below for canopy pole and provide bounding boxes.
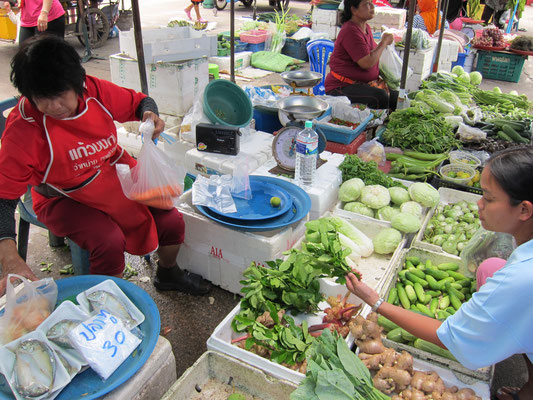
[399,0,417,90]
[131,0,148,95]
[230,0,236,83]
[433,0,450,72]
[436,0,441,35]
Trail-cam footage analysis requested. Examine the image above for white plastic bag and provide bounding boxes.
[192,175,237,214]
[357,138,386,166]
[116,119,185,210]
[379,44,412,90]
[457,122,487,142]
[180,94,211,143]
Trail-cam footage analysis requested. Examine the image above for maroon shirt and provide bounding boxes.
[325,21,379,92]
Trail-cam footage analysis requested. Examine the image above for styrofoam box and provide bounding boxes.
[109,54,208,117]
[413,187,481,260]
[252,152,344,221]
[208,51,252,74]
[184,130,273,177]
[312,23,338,40]
[380,246,494,383]
[439,61,453,73]
[207,278,365,384]
[119,26,217,63]
[311,7,338,26]
[175,190,307,294]
[398,46,434,76]
[367,7,406,29]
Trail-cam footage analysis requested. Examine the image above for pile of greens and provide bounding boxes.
[339,155,406,188]
[291,329,390,400]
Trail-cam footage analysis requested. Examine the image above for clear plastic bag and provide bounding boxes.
[192,175,237,214]
[179,94,211,144]
[231,156,252,200]
[461,228,516,274]
[116,119,186,210]
[379,44,413,90]
[357,138,386,166]
[0,275,57,345]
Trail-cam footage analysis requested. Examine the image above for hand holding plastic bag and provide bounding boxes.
[116,119,185,210]
[379,44,412,90]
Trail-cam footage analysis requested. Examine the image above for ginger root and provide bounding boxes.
[373,366,412,394]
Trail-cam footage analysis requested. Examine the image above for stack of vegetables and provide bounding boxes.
[338,177,440,234]
[386,151,448,182]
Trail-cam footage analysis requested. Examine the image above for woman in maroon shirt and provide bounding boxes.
[324,0,398,110]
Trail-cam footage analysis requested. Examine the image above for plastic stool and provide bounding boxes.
[208,63,219,79]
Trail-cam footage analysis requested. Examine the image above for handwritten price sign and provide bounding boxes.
[69,309,141,379]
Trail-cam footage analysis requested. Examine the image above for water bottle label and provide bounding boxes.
[296,137,318,155]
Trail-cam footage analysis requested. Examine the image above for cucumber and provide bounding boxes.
[401,329,417,342]
[414,339,458,361]
[497,130,512,142]
[405,272,429,288]
[405,284,417,303]
[387,287,398,305]
[445,282,465,300]
[425,290,442,298]
[405,260,415,270]
[408,267,426,279]
[436,262,459,271]
[429,298,438,315]
[437,310,451,320]
[425,267,450,280]
[416,303,434,318]
[414,282,427,303]
[502,125,529,144]
[449,292,463,310]
[439,295,450,309]
[387,327,405,343]
[426,275,441,291]
[451,282,463,290]
[445,306,456,315]
[436,277,454,290]
[397,283,411,310]
[447,271,466,281]
[406,256,420,266]
[425,259,433,269]
[378,315,400,332]
[398,270,407,279]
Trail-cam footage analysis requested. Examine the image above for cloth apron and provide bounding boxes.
[32,97,158,256]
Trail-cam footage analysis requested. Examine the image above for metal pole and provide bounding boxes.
[230,0,236,83]
[435,0,441,35]
[131,0,148,95]
[433,0,450,72]
[400,0,417,90]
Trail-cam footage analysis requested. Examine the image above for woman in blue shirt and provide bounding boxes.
[346,146,533,400]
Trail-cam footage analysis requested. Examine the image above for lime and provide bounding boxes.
[270,196,281,207]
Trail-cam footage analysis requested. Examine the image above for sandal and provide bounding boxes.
[197,18,208,23]
[496,387,521,400]
[154,264,211,295]
[184,8,192,20]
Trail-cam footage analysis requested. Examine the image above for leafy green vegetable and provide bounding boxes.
[344,202,375,218]
[360,185,391,210]
[339,155,406,188]
[339,178,365,202]
[373,228,402,255]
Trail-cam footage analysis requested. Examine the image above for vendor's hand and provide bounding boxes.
[37,10,49,31]
[345,271,380,307]
[381,33,394,46]
[142,111,165,140]
[0,260,38,297]
[3,2,11,11]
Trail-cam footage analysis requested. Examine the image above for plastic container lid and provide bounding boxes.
[439,163,476,185]
[448,150,481,169]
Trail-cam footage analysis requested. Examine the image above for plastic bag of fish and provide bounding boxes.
[0,275,58,345]
[0,330,71,400]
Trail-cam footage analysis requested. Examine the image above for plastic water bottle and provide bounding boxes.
[294,121,318,187]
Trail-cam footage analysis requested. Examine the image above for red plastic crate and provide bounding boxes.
[326,132,367,155]
[239,29,269,44]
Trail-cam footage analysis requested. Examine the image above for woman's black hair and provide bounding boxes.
[341,0,363,23]
[10,35,86,101]
[487,146,533,206]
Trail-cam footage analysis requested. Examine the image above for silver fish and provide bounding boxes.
[46,319,82,349]
[14,339,56,398]
[86,290,136,329]
[56,352,77,377]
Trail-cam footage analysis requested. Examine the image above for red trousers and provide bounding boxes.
[37,197,185,275]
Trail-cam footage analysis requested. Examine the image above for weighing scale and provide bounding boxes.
[270,71,330,175]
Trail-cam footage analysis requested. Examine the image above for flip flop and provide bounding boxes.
[496,387,521,400]
[184,8,192,20]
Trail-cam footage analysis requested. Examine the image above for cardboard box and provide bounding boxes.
[109,54,208,117]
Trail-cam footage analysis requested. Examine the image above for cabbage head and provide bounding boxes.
[344,201,375,218]
[408,182,440,208]
[373,228,402,255]
[391,212,421,233]
[400,201,423,218]
[388,187,410,205]
[376,206,401,222]
[360,185,391,210]
[339,178,365,202]
[469,71,482,86]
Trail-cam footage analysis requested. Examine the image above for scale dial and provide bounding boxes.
[271,126,302,172]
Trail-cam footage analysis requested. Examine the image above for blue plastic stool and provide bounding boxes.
[306,39,335,95]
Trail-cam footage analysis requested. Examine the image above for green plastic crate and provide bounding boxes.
[475,50,526,83]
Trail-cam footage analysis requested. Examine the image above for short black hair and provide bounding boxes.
[10,35,86,101]
[341,0,363,23]
[487,146,533,206]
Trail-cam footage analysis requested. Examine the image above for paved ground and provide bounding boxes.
[1,1,533,397]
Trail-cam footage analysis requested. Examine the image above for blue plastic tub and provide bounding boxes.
[253,106,283,134]
[282,37,310,61]
[247,42,265,52]
[315,109,373,144]
[451,48,470,69]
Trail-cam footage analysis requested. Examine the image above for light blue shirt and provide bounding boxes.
[437,238,533,370]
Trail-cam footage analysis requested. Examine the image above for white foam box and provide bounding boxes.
[367,7,406,30]
[184,130,273,177]
[405,72,427,92]
[412,187,481,265]
[439,61,453,73]
[311,23,338,40]
[379,246,494,384]
[206,278,364,383]
[398,46,434,76]
[208,51,253,74]
[119,26,217,63]
[176,190,307,294]
[311,7,338,26]
[252,152,344,221]
[109,54,209,117]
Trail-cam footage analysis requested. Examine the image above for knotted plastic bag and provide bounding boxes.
[0,275,57,345]
[116,119,185,210]
[461,228,516,274]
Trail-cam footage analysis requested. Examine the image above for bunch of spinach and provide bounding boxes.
[232,301,315,365]
[291,329,390,400]
[339,155,406,188]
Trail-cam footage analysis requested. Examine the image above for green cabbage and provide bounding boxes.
[400,201,423,218]
[344,202,375,218]
[373,228,403,255]
[469,71,482,86]
[388,187,410,205]
[408,182,440,208]
[360,185,391,210]
[338,178,365,202]
[376,206,401,222]
[391,212,421,233]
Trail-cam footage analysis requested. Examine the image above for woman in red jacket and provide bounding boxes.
[324,0,398,110]
[0,35,210,295]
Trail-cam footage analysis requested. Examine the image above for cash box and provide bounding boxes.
[195,123,241,155]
